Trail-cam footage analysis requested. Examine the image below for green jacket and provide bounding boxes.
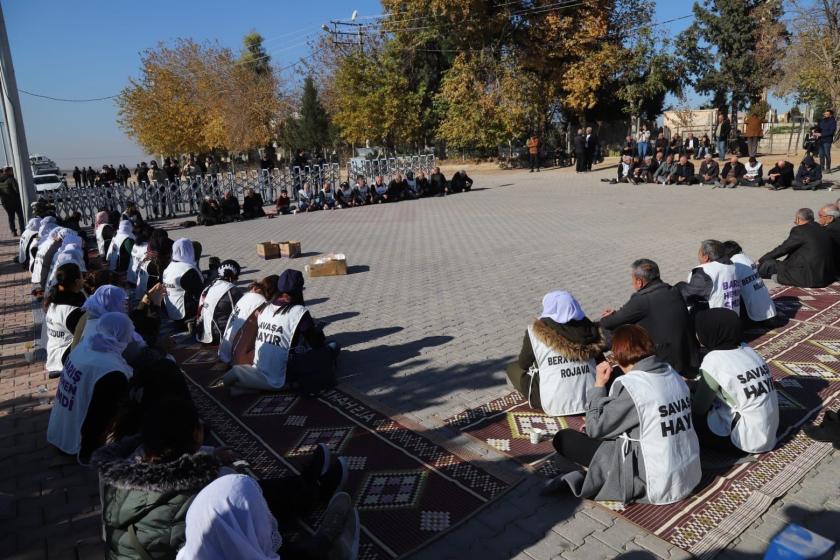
[93,438,220,560]
[0,175,19,207]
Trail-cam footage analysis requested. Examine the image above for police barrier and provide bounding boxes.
[346,155,436,183]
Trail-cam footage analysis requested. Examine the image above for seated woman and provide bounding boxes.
[177,473,358,560]
[196,260,243,345]
[44,263,86,379]
[135,228,172,302]
[505,291,603,416]
[71,284,128,351]
[31,224,64,289]
[336,182,356,208]
[692,309,779,454]
[126,225,151,291]
[544,325,701,505]
[221,190,241,221]
[47,312,135,463]
[45,231,85,292]
[94,210,114,258]
[93,397,223,560]
[105,220,135,273]
[225,270,337,394]
[415,171,430,197]
[372,177,389,203]
[218,275,277,364]
[198,196,224,226]
[162,238,204,326]
[17,217,40,268]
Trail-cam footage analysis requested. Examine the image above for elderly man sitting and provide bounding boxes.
[818,204,840,275]
[695,154,720,185]
[675,239,741,314]
[793,156,823,191]
[758,208,836,287]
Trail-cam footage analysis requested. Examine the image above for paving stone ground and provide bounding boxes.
[1,159,839,559]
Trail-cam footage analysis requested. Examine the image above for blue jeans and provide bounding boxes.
[717,140,727,159]
[637,142,649,159]
[818,141,832,171]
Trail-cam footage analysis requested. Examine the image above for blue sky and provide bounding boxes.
[3,0,760,168]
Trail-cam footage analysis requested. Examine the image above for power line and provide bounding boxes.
[18,89,119,102]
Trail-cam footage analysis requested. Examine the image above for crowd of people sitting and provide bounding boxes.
[506,200,840,503]
[16,204,357,559]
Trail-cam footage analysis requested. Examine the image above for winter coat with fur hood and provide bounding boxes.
[92,437,221,560]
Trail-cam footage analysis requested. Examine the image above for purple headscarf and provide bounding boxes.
[540,291,585,324]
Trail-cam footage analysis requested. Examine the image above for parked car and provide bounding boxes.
[33,173,65,192]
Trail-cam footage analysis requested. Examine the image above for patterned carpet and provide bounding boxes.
[443,288,840,558]
[172,345,519,560]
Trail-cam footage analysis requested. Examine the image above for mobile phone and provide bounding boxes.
[604,350,618,368]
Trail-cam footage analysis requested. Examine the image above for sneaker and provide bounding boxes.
[302,443,331,484]
[329,506,360,560]
[313,492,353,548]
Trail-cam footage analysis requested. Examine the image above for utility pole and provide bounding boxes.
[0,1,35,218]
[323,21,365,53]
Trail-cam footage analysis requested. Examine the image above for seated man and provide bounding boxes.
[335,182,356,208]
[669,154,697,185]
[718,156,746,188]
[241,188,266,219]
[766,160,794,190]
[449,170,474,193]
[274,189,292,215]
[198,196,223,226]
[429,167,448,196]
[792,155,823,191]
[196,260,243,345]
[221,190,241,221]
[616,155,637,184]
[415,171,430,196]
[740,156,763,187]
[505,291,603,416]
[722,240,777,325]
[387,173,408,201]
[635,156,654,183]
[372,176,389,203]
[675,239,741,314]
[355,176,372,205]
[296,183,321,212]
[543,325,701,504]
[321,183,337,210]
[653,154,676,184]
[818,204,840,274]
[759,208,836,287]
[696,153,720,185]
[600,259,699,376]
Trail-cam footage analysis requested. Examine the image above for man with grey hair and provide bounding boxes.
[818,204,840,277]
[600,258,699,376]
[758,208,836,287]
[676,240,741,314]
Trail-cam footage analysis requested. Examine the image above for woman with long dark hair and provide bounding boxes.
[44,263,86,378]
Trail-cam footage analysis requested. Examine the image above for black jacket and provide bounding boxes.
[825,220,840,273]
[573,134,586,154]
[429,172,447,194]
[760,221,836,287]
[671,161,695,181]
[768,163,794,186]
[720,162,746,179]
[599,279,699,376]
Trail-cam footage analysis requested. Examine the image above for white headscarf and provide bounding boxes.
[25,217,41,232]
[172,238,196,266]
[37,221,58,247]
[60,231,83,252]
[82,285,126,318]
[177,474,281,560]
[53,249,85,271]
[540,291,585,324]
[117,219,135,238]
[88,312,134,354]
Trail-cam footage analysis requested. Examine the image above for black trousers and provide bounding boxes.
[3,202,24,232]
[260,477,330,560]
[758,259,778,279]
[552,429,601,466]
[529,153,540,171]
[575,152,586,172]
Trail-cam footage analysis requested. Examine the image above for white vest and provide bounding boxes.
[251,303,307,388]
[527,326,595,416]
[28,235,40,273]
[134,259,151,306]
[106,233,131,271]
[126,242,147,285]
[701,346,779,453]
[31,239,58,285]
[196,279,236,344]
[690,261,741,314]
[731,253,776,321]
[46,252,86,293]
[611,368,701,505]
[46,303,78,373]
[78,316,100,349]
[46,345,132,455]
[19,229,37,264]
[219,292,266,363]
[95,224,110,256]
[162,260,200,320]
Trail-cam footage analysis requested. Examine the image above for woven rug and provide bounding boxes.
[171,345,519,560]
[771,284,840,326]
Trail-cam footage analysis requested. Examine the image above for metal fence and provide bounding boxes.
[346,155,436,181]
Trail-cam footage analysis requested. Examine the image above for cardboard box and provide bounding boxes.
[306,253,348,277]
[279,240,301,259]
[256,241,280,259]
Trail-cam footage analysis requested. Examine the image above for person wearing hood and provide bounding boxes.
[543,325,701,505]
[106,219,136,272]
[196,260,243,345]
[721,241,777,325]
[692,309,779,454]
[47,312,134,462]
[600,259,699,377]
[792,155,823,191]
[162,238,204,325]
[70,284,127,351]
[675,239,741,315]
[219,275,277,364]
[17,217,40,268]
[226,270,336,394]
[506,291,604,416]
[44,263,86,378]
[177,472,359,560]
[95,210,115,258]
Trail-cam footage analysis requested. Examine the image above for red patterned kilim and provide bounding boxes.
[444,287,840,558]
[170,344,518,560]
